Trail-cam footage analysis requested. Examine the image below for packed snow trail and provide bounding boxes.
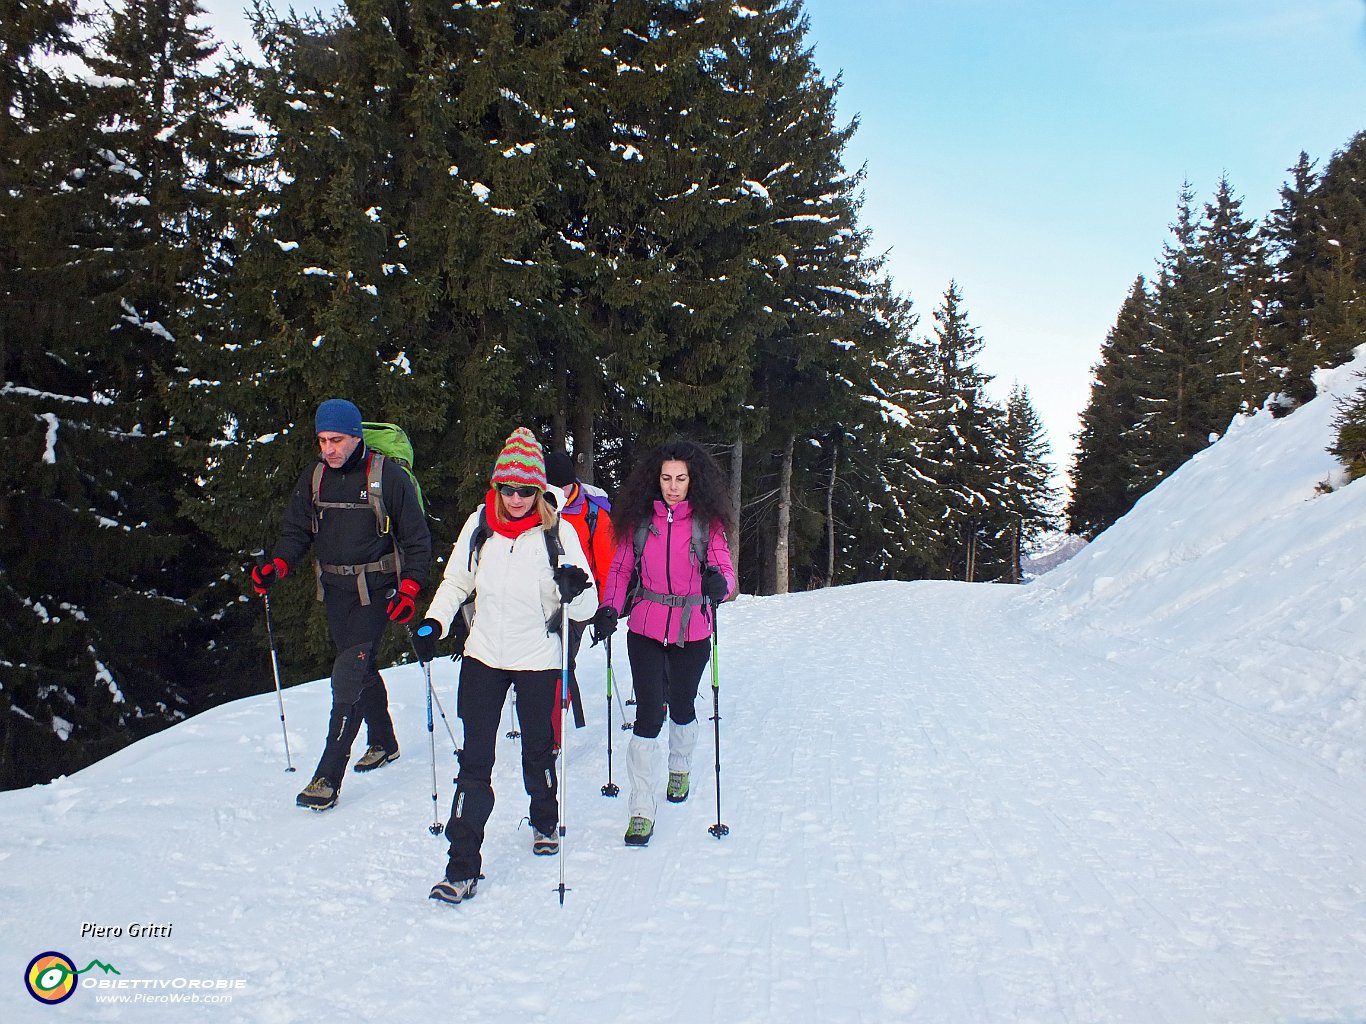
[3,578,1363,1023]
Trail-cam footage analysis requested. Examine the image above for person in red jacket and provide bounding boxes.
[591,440,736,847]
[545,451,616,746]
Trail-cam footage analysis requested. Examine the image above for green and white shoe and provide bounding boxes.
[624,816,654,847]
[665,771,690,803]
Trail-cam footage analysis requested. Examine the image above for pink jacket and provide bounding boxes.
[600,499,736,645]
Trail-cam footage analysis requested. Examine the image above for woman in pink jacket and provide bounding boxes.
[592,440,736,847]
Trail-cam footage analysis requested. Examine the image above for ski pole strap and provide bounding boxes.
[316,552,399,605]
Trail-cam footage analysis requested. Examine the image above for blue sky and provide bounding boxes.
[199,0,1366,481]
[799,0,1366,479]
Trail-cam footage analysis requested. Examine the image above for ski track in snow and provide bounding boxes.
[3,580,1364,1023]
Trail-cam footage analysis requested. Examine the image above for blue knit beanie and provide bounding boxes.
[315,399,363,437]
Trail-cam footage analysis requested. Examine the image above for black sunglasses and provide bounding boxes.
[498,484,539,498]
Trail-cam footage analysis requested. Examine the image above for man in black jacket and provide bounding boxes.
[251,399,432,810]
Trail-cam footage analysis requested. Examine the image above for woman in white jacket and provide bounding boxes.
[413,428,597,906]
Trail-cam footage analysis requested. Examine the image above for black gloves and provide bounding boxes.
[701,565,728,604]
[590,605,618,645]
[412,619,440,663]
[553,564,590,603]
[449,613,470,656]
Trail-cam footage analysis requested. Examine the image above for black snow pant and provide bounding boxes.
[627,632,712,739]
[443,657,559,882]
[312,572,398,784]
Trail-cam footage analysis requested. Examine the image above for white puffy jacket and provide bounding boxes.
[424,507,599,672]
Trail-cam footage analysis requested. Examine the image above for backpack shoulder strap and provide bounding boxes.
[367,452,389,535]
[467,508,491,572]
[544,516,565,568]
[585,502,599,544]
[691,513,710,570]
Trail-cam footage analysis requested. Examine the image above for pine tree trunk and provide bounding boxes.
[552,354,568,453]
[775,434,793,594]
[572,394,596,484]
[825,438,837,587]
[1007,515,1021,584]
[730,429,743,587]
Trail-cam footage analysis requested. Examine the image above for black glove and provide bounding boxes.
[701,565,728,604]
[553,564,590,603]
[590,605,618,645]
[412,619,440,663]
[449,613,470,656]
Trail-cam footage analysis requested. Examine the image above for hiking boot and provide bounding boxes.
[354,744,399,773]
[296,777,339,811]
[429,877,478,905]
[532,829,559,856]
[624,816,654,847]
[666,771,690,803]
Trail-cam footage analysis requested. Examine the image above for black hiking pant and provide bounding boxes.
[627,632,712,739]
[443,657,559,882]
[313,572,398,784]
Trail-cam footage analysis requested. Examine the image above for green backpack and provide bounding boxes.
[363,422,425,514]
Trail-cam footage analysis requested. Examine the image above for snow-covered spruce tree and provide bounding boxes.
[1127,183,1220,499]
[1329,373,1366,480]
[1302,131,1366,376]
[1000,383,1060,582]
[171,0,592,676]
[919,282,1009,582]
[715,0,886,595]
[1259,152,1326,411]
[1199,175,1269,418]
[1066,276,1156,539]
[0,0,246,788]
[831,279,943,583]
[539,0,760,483]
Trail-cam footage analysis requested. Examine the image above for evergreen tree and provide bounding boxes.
[1304,131,1366,375]
[1000,382,1059,579]
[0,0,245,788]
[717,0,883,594]
[1329,373,1366,480]
[835,279,942,581]
[1260,152,1325,410]
[1067,276,1155,538]
[1129,183,1219,496]
[919,282,1007,580]
[1199,175,1267,418]
[171,0,597,675]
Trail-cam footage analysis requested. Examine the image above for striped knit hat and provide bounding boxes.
[491,427,547,491]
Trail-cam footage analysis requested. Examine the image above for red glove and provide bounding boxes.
[388,578,421,624]
[251,557,288,594]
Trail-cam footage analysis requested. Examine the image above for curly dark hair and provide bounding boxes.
[613,439,736,542]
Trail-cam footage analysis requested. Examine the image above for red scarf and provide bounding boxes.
[485,488,544,540]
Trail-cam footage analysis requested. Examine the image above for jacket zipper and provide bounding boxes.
[663,507,675,643]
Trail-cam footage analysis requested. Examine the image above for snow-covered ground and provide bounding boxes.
[5,358,1366,1023]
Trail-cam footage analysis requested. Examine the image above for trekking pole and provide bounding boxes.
[412,623,444,836]
[403,623,459,756]
[601,636,620,797]
[707,600,728,839]
[555,573,574,905]
[254,553,295,772]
